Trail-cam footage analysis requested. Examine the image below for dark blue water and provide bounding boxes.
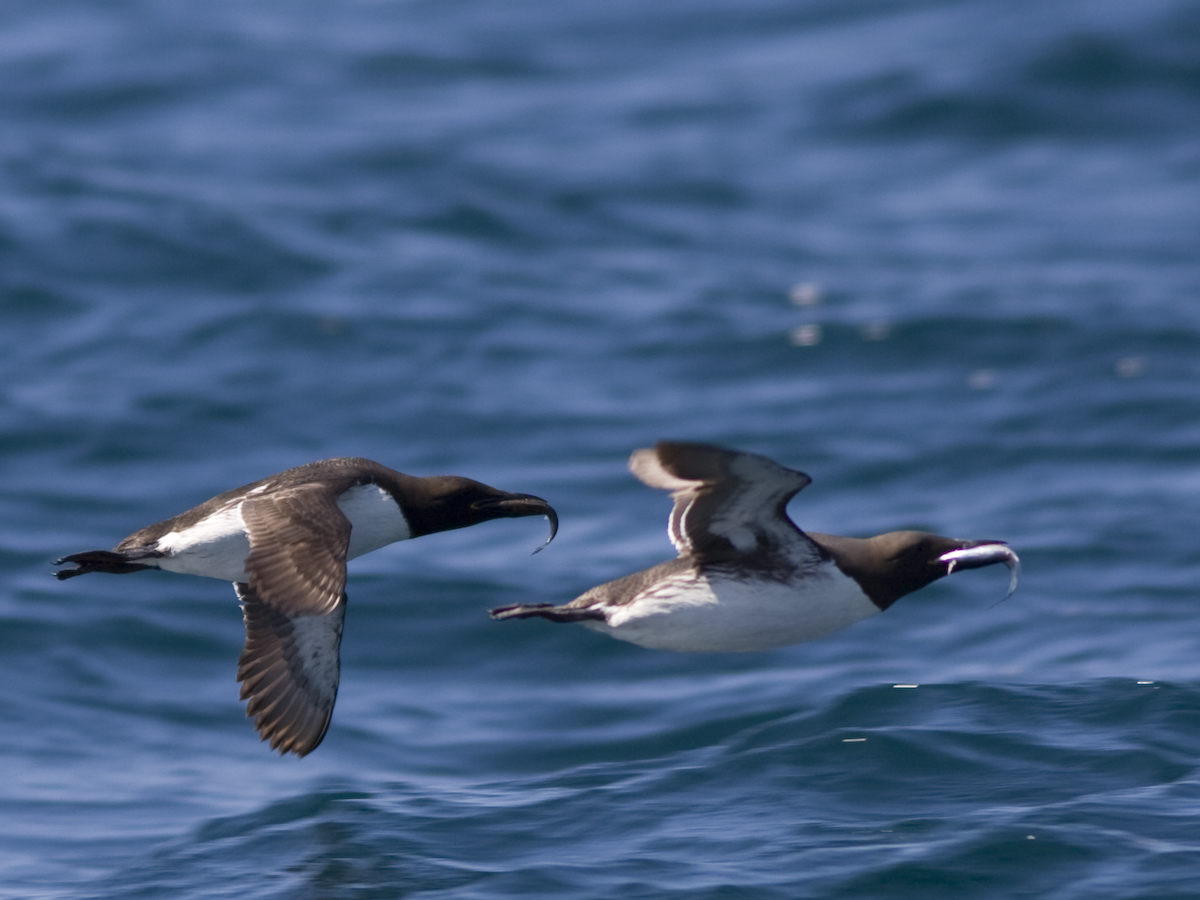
[4,0,1200,896]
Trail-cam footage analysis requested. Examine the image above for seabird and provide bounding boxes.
[490,442,1017,652]
[55,457,557,756]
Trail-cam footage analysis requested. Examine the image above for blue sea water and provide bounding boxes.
[3,0,1200,896]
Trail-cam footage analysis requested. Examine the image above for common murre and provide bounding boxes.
[55,457,557,756]
[490,442,1017,652]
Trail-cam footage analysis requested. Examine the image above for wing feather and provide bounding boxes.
[236,582,344,757]
[241,485,350,617]
[629,442,818,566]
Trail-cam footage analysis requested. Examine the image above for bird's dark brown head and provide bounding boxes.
[809,530,1020,610]
[403,476,558,550]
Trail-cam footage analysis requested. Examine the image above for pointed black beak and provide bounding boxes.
[937,540,1020,599]
[473,493,559,553]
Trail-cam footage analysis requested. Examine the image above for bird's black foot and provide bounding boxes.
[53,550,155,580]
[489,603,606,623]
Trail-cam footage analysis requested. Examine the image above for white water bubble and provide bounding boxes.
[789,282,822,306]
[1116,357,1145,377]
[789,324,823,346]
[968,369,997,390]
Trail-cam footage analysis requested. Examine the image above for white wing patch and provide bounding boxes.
[290,612,344,699]
[629,448,696,492]
[630,450,699,554]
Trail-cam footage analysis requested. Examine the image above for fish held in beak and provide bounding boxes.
[473,494,559,553]
[938,542,1021,600]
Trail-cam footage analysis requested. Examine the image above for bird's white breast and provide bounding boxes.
[586,561,881,652]
[338,483,411,559]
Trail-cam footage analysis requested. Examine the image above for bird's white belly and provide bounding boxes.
[153,504,252,582]
[587,565,881,652]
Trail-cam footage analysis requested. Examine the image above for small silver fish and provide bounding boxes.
[938,543,1021,600]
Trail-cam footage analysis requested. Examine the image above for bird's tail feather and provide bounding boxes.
[53,550,155,580]
[489,603,605,624]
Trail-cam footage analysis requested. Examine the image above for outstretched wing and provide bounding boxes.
[629,442,817,564]
[236,582,345,757]
[242,485,351,616]
[237,483,352,755]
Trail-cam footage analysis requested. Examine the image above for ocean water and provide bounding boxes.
[3,0,1200,896]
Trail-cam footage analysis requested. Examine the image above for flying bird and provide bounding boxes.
[55,457,557,756]
[490,442,1016,652]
